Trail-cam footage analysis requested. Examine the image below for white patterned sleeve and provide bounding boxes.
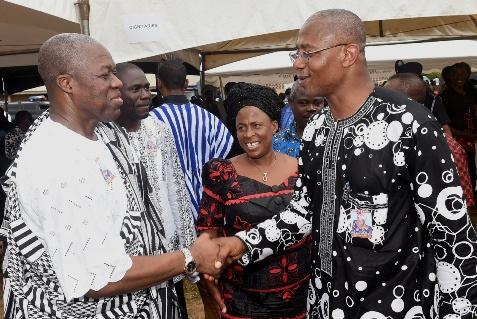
[162,123,196,248]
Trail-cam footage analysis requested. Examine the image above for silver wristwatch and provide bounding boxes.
[181,248,197,275]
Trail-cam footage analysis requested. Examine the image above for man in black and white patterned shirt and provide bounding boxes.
[210,9,477,319]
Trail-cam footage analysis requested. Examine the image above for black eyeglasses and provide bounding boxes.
[289,44,348,64]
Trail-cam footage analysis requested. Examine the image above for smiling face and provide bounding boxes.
[69,43,123,124]
[290,85,324,133]
[116,66,151,131]
[236,105,278,159]
[292,11,366,106]
[293,19,346,98]
[451,65,468,90]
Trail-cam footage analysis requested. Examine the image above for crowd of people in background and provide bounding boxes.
[378,60,477,211]
[0,8,476,319]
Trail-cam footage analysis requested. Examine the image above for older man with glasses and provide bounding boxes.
[209,8,477,319]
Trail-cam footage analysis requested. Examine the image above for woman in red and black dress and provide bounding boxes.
[197,83,310,319]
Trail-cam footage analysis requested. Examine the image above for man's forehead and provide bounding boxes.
[82,41,107,53]
[122,70,149,86]
[125,79,150,87]
[84,43,113,62]
[296,26,333,49]
[296,94,323,101]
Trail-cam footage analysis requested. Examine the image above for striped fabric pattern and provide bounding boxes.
[1,111,181,319]
[150,102,233,221]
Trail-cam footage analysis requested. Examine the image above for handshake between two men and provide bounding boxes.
[188,233,247,278]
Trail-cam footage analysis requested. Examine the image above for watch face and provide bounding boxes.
[186,260,197,274]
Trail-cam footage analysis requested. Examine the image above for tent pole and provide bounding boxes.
[1,78,7,113]
[75,0,90,36]
[219,77,224,101]
[200,54,205,96]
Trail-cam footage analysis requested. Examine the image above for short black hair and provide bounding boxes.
[157,60,187,90]
[442,65,453,86]
[116,62,143,80]
[15,110,32,125]
[385,73,426,104]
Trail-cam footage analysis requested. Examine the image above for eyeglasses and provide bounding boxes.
[289,43,348,64]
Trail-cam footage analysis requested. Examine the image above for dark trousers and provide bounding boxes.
[175,280,189,319]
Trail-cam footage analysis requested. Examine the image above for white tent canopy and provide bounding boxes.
[204,40,477,87]
[0,0,79,67]
[88,0,477,70]
[3,0,477,73]
[0,0,195,68]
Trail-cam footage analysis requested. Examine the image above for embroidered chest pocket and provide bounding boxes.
[337,183,388,247]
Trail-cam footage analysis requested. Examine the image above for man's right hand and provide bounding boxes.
[195,235,247,281]
[189,232,222,277]
[214,236,247,268]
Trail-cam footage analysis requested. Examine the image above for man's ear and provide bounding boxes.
[157,79,165,95]
[56,74,74,94]
[183,79,189,91]
[342,44,360,68]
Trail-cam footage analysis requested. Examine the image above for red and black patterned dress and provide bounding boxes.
[197,158,310,319]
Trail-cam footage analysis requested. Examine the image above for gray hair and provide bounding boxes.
[38,33,101,85]
[288,80,300,101]
[307,9,366,53]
